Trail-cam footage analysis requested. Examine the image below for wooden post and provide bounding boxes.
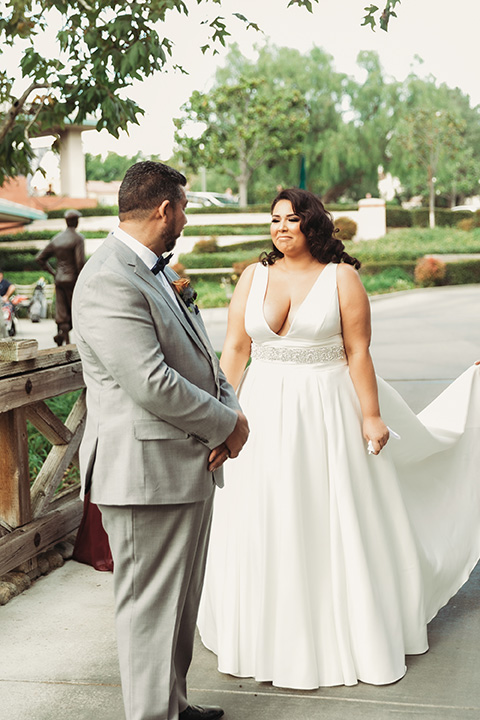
[0,408,32,528]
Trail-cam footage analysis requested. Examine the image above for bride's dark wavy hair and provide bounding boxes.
[261,188,361,269]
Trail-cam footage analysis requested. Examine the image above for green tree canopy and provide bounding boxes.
[174,72,308,205]
[85,152,144,182]
[174,44,401,203]
[0,1,399,186]
[389,75,480,213]
[0,0,316,185]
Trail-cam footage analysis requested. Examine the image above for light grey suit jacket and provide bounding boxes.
[72,234,240,506]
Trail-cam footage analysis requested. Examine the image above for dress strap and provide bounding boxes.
[244,263,267,331]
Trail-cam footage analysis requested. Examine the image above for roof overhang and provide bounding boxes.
[0,198,48,223]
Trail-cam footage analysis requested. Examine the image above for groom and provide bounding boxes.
[72,161,249,720]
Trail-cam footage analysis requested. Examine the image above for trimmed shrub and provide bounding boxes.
[445,259,480,285]
[326,204,358,212]
[456,210,480,231]
[359,261,416,277]
[178,251,261,269]
[232,257,259,276]
[184,224,268,236]
[221,239,272,253]
[0,249,39,272]
[192,237,219,254]
[0,230,57,242]
[457,218,474,231]
[186,204,270,214]
[411,208,476,228]
[361,268,415,294]
[171,262,186,277]
[386,208,412,228]
[47,206,118,218]
[414,256,447,287]
[333,216,357,241]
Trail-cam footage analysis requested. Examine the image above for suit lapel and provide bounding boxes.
[105,234,217,369]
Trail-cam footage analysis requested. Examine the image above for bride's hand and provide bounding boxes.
[364,417,389,455]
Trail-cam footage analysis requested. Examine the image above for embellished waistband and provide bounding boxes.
[251,342,346,365]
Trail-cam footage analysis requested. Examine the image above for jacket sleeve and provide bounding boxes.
[74,268,238,449]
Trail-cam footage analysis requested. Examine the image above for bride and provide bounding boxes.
[197,188,480,689]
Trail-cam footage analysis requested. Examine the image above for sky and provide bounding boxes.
[22,0,480,187]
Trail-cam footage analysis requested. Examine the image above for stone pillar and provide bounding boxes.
[58,129,86,197]
[357,197,386,241]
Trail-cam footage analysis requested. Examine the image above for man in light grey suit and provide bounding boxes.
[72,161,249,720]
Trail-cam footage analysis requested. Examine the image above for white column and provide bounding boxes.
[58,129,86,197]
[357,197,386,241]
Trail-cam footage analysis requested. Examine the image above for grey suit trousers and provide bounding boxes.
[99,489,214,720]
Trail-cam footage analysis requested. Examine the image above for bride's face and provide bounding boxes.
[271,199,309,256]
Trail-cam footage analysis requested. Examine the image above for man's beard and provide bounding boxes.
[163,225,178,252]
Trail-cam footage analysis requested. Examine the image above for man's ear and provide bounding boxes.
[157,199,170,221]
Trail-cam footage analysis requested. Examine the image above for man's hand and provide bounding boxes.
[225,410,249,459]
[208,443,230,472]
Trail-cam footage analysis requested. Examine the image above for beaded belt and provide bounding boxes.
[251,342,346,365]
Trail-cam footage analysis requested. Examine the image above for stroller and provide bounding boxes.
[1,299,16,337]
[29,277,48,323]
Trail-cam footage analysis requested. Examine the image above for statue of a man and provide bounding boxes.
[36,209,86,346]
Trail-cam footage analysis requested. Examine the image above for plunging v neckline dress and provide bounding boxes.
[197,262,480,689]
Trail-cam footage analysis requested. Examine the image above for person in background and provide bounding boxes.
[36,209,85,346]
[0,268,16,302]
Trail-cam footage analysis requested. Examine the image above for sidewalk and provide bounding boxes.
[2,284,480,720]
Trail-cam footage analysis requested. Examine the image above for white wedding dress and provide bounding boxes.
[197,262,480,689]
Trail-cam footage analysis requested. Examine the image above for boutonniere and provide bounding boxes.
[172,277,199,314]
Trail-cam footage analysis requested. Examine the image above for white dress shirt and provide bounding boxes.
[113,225,177,302]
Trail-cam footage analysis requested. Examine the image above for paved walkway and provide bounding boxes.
[1,285,480,720]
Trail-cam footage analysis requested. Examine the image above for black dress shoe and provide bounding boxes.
[179,705,224,720]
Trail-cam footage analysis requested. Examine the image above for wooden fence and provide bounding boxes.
[0,341,85,576]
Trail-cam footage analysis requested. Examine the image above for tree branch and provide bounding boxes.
[0,82,50,144]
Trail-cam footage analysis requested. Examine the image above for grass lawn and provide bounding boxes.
[28,391,82,489]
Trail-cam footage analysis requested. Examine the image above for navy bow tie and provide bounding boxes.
[151,253,173,275]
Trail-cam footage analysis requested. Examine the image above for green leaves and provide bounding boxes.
[362,1,401,32]
[287,0,318,12]
[0,0,403,185]
[174,70,308,203]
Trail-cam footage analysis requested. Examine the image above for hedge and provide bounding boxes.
[179,251,262,269]
[0,249,40,271]
[410,208,474,228]
[47,206,118,219]
[444,259,480,285]
[0,229,109,242]
[385,208,412,228]
[359,260,416,276]
[183,224,268,237]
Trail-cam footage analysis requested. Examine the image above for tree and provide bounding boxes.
[390,108,464,227]
[181,43,401,203]
[0,1,399,186]
[85,152,142,182]
[174,75,308,205]
[388,76,480,216]
[0,0,316,186]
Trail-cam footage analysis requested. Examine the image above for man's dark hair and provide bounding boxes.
[118,161,187,220]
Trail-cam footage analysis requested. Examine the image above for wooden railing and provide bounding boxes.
[0,340,85,576]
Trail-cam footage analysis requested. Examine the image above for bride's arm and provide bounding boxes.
[337,263,389,455]
[220,263,256,391]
